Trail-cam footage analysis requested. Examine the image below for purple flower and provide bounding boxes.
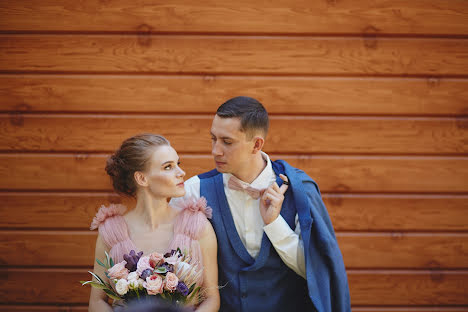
[176,281,189,296]
[123,250,143,272]
[140,268,153,280]
[161,262,174,273]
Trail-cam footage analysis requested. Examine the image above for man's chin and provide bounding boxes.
[215,165,229,173]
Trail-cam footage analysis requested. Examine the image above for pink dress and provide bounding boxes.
[90,197,212,282]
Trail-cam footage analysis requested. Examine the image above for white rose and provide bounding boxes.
[115,279,129,295]
[129,278,143,290]
[127,271,139,282]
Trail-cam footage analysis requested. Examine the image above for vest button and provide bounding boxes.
[241,292,248,298]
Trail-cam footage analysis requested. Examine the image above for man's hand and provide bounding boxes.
[260,174,289,225]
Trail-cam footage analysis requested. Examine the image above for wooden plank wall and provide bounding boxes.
[1,1,467,310]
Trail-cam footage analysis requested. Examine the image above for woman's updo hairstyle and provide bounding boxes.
[105,134,170,197]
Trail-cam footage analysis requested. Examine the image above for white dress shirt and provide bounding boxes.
[170,152,306,278]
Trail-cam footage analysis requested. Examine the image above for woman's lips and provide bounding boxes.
[177,182,184,187]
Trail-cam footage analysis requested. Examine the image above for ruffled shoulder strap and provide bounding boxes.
[90,204,137,263]
[168,197,212,266]
[171,196,212,240]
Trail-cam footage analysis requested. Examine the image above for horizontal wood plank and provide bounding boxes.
[1,154,467,193]
[337,233,468,269]
[0,307,466,312]
[1,193,467,231]
[1,231,467,269]
[348,270,468,305]
[0,306,87,312]
[1,75,467,116]
[325,194,468,231]
[1,115,466,154]
[1,35,467,75]
[0,0,467,35]
[1,268,467,305]
[352,309,468,312]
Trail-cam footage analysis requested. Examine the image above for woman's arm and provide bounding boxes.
[195,221,220,312]
[88,234,113,312]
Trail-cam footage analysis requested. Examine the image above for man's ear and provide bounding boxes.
[252,136,265,154]
[134,171,148,187]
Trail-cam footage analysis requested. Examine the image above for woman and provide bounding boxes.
[88,134,220,311]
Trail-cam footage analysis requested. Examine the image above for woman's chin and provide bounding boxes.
[171,189,186,198]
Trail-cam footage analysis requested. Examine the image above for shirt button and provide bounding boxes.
[241,292,248,298]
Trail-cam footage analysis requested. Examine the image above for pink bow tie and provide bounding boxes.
[228,176,263,199]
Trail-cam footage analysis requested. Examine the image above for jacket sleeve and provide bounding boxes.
[297,169,351,312]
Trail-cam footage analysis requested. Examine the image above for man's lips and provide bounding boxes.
[215,160,226,166]
[177,182,184,187]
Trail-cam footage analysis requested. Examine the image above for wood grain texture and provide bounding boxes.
[1,154,467,193]
[348,270,468,305]
[0,192,133,229]
[352,309,468,312]
[337,233,468,269]
[2,193,467,231]
[1,268,467,305]
[2,231,467,269]
[0,0,467,35]
[324,194,468,231]
[1,115,467,154]
[0,307,87,312]
[0,306,466,312]
[1,75,467,116]
[1,35,467,75]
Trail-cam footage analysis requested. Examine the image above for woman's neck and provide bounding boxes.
[132,190,174,231]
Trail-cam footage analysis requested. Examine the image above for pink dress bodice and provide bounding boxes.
[90,197,212,268]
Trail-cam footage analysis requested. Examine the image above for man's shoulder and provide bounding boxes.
[273,159,320,193]
[273,159,314,182]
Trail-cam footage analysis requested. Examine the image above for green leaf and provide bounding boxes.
[187,286,201,301]
[96,258,107,268]
[155,267,167,274]
[104,289,122,301]
[110,257,114,267]
[105,251,111,266]
[88,271,105,285]
[82,281,110,289]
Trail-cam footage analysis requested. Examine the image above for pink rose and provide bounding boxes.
[136,256,152,276]
[164,272,179,292]
[144,275,164,295]
[149,252,164,268]
[107,260,129,280]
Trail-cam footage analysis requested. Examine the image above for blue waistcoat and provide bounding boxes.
[199,160,351,312]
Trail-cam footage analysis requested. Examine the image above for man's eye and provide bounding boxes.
[224,141,232,145]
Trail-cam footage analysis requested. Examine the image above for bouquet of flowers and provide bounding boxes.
[81,248,203,307]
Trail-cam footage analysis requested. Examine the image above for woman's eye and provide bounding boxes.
[164,165,172,170]
[224,141,232,145]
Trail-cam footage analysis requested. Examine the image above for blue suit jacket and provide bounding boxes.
[272,159,351,312]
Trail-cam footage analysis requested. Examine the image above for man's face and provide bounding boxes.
[210,115,255,176]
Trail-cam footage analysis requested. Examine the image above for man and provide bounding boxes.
[171,96,350,311]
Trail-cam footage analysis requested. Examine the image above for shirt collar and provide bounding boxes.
[222,152,274,189]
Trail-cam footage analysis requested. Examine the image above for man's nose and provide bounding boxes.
[212,141,223,156]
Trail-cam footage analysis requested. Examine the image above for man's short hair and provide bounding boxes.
[216,96,269,138]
